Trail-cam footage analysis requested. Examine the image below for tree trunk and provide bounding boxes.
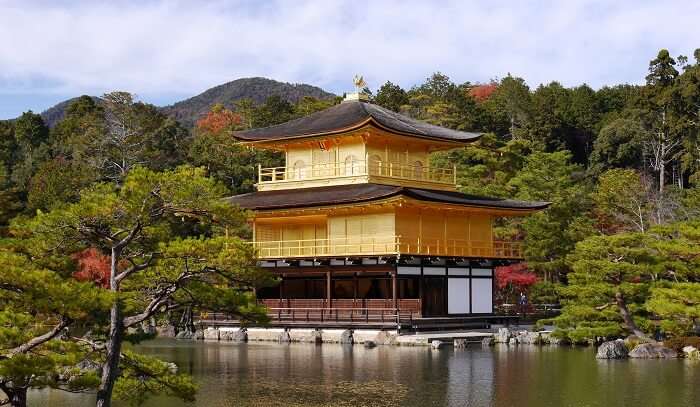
[178,306,195,335]
[615,291,649,339]
[0,384,28,407]
[659,159,665,194]
[95,302,124,407]
[95,247,124,407]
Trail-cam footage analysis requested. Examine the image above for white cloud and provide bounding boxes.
[0,0,698,116]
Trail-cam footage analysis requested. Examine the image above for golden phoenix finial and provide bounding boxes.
[353,75,367,92]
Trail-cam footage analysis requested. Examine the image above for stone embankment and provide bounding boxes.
[160,325,700,359]
[177,327,397,346]
[162,325,566,348]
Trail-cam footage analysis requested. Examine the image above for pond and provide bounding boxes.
[29,338,699,407]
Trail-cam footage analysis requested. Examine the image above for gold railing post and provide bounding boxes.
[257,164,262,183]
[453,163,457,184]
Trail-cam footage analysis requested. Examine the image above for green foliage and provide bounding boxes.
[528,281,560,304]
[648,283,700,336]
[551,221,700,341]
[49,95,105,160]
[589,118,645,172]
[8,164,271,405]
[188,104,283,193]
[508,151,593,280]
[0,249,108,401]
[374,81,409,112]
[551,232,655,341]
[592,169,654,233]
[27,158,96,212]
[113,350,197,406]
[0,164,23,232]
[8,111,50,191]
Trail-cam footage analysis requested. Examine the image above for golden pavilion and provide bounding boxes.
[226,90,548,328]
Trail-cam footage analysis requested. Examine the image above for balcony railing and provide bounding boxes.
[258,160,456,186]
[252,236,522,259]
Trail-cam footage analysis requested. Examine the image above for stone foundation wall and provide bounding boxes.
[193,327,399,345]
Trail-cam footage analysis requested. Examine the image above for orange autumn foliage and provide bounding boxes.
[469,83,498,102]
[196,108,243,134]
[72,248,111,288]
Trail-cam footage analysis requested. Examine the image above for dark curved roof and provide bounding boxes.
[233,101,481,143]
[225,183,550,212]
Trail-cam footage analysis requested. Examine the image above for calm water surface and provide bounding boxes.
[30,338,699,407]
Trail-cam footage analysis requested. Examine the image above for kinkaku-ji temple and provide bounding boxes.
[224,89,549,331]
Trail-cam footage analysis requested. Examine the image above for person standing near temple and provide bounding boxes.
[519,292,528,317]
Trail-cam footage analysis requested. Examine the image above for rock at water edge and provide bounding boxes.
[628,343,677,359]
[231,329,248,343]
[682,346,700,359]
[278,330,292,343]
[203,328,220,341]
[374,331,397,345]
[431,340,445,350]
[364,340,377,349]
[193,329,204,340]
[481,336,495,347]
[157,325,177,338]
[295,329,322,344]
[175,330,194,340]
[495,328,511,343]
[596,339,628,359]
[340,330,354,345]
[454,339,468,349]
[516,331,543,345]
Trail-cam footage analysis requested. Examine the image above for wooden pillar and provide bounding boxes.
[418,273,424,317]
[326,271,332,308]
[391,271,397,310]
[353,273,358,301]
[279,274,284,308]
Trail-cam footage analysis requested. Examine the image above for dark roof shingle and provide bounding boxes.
[233,101,481,143]
[225,183,550,211]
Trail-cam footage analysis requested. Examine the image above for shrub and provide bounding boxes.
[664,336,700,352]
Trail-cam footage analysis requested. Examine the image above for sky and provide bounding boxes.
[1,0,699,119]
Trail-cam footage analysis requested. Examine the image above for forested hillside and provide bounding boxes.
[34,77,336,127]
[161,77,336,127]
[1,48,699,345]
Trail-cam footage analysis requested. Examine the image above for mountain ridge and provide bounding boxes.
[36,77,336,127]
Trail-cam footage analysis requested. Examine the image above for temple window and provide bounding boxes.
[413,160,424,179]
[369,154,383,175]
[292,160,307,179]
[343,155,361,175]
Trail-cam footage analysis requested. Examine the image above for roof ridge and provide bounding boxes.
[364,102,429,136]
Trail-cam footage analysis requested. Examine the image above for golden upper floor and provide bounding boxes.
[227,184,549,260]
[251,198,522,259]
[233,100,481,192]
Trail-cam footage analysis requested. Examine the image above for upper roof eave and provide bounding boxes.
[232,101,482,145]
[225,183,551,213]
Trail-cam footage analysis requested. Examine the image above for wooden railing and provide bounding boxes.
[258,160,456,186]
[198,299,422,325]
[254,235,399,258]
[253,236,522,259]
[261,299,421,324]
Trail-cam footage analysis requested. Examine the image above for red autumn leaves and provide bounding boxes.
[495,262,538,290]
[196,107,242,134]
[72,248,111,288]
